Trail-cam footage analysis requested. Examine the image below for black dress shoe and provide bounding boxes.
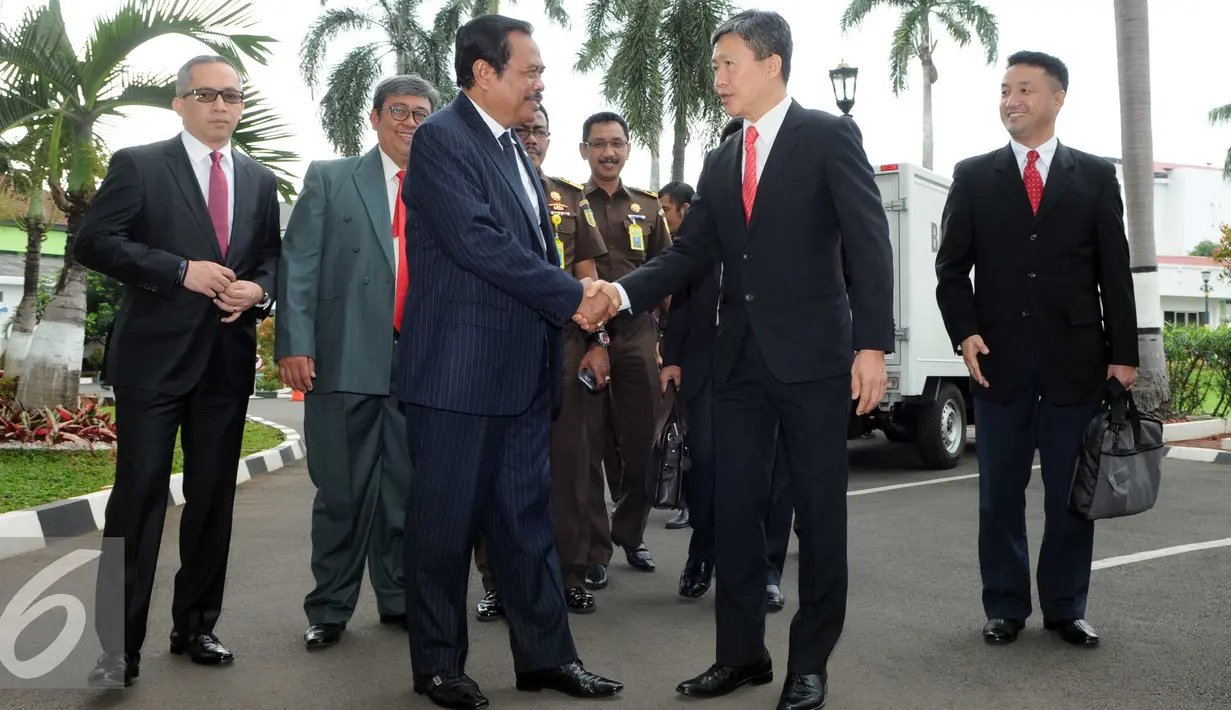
[413,674,489,709]
[676,653,774,698]
[623,543,655,571]
[304,623,344,650]
[1044,618,1100,646]
[475,590,504,621]
[565,586,596,614]
[515,660,623,697]
[666,508,690,529]
[86,651,139,687]
[169,631,234,665]
[767,584,785,612]
[584,564,608,590]
[380,612,407,629]
[778,672,828,710]
[982,618,1025,644]
[679,558,713,599]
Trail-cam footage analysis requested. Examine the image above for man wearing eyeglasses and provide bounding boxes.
[76,55,282,687]
[577,111,673,590]
[274,75,439,652]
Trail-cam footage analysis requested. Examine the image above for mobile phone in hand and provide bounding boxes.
[578,368,599,392]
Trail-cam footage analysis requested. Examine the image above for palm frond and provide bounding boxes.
[840,0,885,34]
[932,10,971,47]
[299,7,378,93]
[888,7,922,95]
[599,0,665,149]
[574,0,622,74]
[318,43,383,157]
[945,0,998,64]
[232,90,300,201]
[0,1,82,102]
[94,75,176,116]
[662,0,729,151]
[1208,103,1231,125]
[540,0,571,28]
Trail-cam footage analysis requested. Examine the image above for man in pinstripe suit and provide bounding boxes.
[396,14,622,709]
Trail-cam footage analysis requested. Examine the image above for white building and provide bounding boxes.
[1107,160,1231,257]
[1157,255,1231,327]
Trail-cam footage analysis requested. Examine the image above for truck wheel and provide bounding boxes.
[916,382,966,469]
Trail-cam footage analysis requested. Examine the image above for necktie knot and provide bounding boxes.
[500,131,515,149]
[396,169,405,181]
[1026,149,1039,166]
[745,125,759,148]
[211,151,223,166]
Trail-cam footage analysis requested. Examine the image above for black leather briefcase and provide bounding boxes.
[648,383,690,510]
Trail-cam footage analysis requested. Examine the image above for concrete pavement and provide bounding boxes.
[2,398,1229,709]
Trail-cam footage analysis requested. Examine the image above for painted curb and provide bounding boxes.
[1161,443,1231,465]
[0,416,305,561]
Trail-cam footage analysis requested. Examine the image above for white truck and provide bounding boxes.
[846,162,973,470]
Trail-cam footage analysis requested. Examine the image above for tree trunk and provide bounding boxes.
[921,58,936,171]
[670,110,687,183]
[648,138,661,192]
[16,188,88,410]
[1113,0,1169,412]
[5,194,47,379]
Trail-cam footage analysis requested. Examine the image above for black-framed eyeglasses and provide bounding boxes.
[515,127,550,140]
[584,139,628,151]
[379,106,430,124]
[181,88,245,104]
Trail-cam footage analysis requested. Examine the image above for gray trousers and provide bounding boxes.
[302,340,412,625]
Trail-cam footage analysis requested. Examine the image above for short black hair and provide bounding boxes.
[455,14,534,90]
[176,55,240,95]
[719,117,742,142]
[372,74,441,112]
[711,10,793,84]
[1006,50,1069,92]
[658,181,695,206]
[535,104,549,128]
[582,111,629,142]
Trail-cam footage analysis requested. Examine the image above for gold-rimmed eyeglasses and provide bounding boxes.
[181,88,245,104]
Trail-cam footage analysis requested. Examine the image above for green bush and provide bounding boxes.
[255,317,282,391]
[1163,323,1231,416]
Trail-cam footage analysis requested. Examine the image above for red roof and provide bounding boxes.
[1158,256,1218,266]
[1155,161,1221,172]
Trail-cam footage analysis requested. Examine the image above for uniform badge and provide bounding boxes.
[555,237,566,269]
[582,202,597,227]
[548,201,567,211]
[550,191,562,201]
[629,223,645,251]
[631,202,642,213]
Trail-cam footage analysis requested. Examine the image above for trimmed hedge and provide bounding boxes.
[1164,323,1231,416]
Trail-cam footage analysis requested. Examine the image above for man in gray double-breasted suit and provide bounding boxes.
[275,75,440,650]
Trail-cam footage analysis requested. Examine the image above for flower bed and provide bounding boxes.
[0,395,117,448]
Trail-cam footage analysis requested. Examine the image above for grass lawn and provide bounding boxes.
[0,408,285,514]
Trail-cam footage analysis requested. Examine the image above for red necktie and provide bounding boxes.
[742,126,759,225]
[208,151,228,257]
[393,169,409,331]
[1024,149,1043,214]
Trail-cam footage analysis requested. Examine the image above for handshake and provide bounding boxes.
[573,278,622,332]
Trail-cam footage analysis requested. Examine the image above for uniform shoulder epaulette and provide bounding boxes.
[552,176,584,191]
[628,185,658,198]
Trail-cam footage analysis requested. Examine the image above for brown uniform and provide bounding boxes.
[474,173,607,592]
[583,180,672,566]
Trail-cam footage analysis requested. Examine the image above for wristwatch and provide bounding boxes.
[256,289,271,310]
[590,328,610,349]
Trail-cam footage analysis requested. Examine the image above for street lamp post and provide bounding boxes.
[1201,269,1212,327]
[829,61,858,117]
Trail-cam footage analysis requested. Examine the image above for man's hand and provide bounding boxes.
[851,349,887,416]
[660,365,681,393]
[278,355,316,392]
[1108,364,1137,390]
[961,335,990,388]
[574,278,621,332]
[214,280,265,323]
[183,260,236,298]
[579,344,610,389]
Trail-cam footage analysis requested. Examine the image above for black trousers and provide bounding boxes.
[95,380,249,654]
[973,365,1101,622]
[712,332,849,672]
[685,378,793,586]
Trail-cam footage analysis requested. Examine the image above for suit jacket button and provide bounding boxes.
[1029,234,1037,241]
[1027,272,1036,279]
[1022,310,1030,317]
[363,277,370,284]
[353,245,360,252]
[744,293,755,301]
[387,277,392,283]
[343,215,352,222]
[743,253,751,260]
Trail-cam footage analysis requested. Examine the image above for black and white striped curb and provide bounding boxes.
[0,416,305,560]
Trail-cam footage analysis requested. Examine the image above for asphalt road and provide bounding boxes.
[2,399,1229,709]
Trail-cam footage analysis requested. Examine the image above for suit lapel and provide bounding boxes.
[718,137,747,245]
[452,94,541,240]
[746,101,803,235]
[993,144,1037,225]
[354,148,396,272]
[1034,142,1076,225]
[225,151,252,267]
[163,137,223,261]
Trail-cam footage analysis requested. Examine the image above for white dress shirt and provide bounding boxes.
[1010,134,1058,185]
[180,130,234,244]
[379,147,403,272]
[465,94,545,251]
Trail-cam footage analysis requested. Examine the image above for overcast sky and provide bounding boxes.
[1,0,1225,194]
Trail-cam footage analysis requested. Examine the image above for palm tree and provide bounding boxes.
[303,0,569,158]
[0,0,300,410]
[840,0,998,171]
[1209,103,1231,179]
[575,0,730,188]
[1114,0,1168,411]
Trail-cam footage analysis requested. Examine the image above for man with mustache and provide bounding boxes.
[578,111,673,591]
[396,15,622,708]
[275,74,439,651]
[472,103,610,620]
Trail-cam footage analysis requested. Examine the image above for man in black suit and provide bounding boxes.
[75,55,282,687]
[578,10,893,710]
[935,51,1138,648]
[659,176,793,613]
[396,15,621,709]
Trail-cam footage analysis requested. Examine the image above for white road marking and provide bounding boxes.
[848,465,1040,496]
[1092,538,1231,570]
